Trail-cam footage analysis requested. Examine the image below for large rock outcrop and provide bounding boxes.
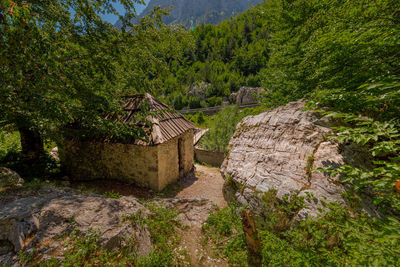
[221,100,372,220]
[0,186,152,265]
[0,185,217,265]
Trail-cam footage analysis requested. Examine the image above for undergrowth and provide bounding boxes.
[261,201,400,266]
[135,202,191,266]
[201,205,250,266]
[203,194,400,266]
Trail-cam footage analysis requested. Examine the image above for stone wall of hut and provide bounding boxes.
[60,129,194,191]
[157,129,194,190]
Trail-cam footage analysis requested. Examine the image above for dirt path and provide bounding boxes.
[176,165,227,208]
[174,165,228,266]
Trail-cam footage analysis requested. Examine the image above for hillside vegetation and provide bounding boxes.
[174,1,400,265]
[1,0,400,266]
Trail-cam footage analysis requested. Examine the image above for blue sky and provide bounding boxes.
[100,1,149,24]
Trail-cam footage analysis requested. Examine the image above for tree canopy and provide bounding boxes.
[0,0,193,164]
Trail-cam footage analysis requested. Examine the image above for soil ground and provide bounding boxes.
[176,165,227,208]
[66,164,227,208]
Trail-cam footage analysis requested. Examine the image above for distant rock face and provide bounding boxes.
[0,187,152,265]
[116,0,264,30]
[230,86,264,106]
[0,168,24,188]
[221,100,373,220]
[187,81,211,101]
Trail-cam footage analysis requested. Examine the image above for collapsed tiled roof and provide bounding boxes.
[119,93,194,145]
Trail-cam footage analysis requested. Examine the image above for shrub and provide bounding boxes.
[202,205,250,266]
[318,111,400,212]
[0,130,21,161]
[188,96,202,109]
[199,106,262,152]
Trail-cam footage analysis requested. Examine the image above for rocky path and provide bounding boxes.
[176,165,227,209]
[173,165,228,266]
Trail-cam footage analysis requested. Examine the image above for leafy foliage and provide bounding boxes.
[317,111,400,212]
[260,202,400,266]
[1,0,194,157]
[198,106,263,153]
[202,205,250,267]
[0,129,21,161]
[258,0,400,111]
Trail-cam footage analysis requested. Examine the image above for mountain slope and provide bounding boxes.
[116,0,263,29]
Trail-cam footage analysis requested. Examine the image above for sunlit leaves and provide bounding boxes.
[319,111,400,211]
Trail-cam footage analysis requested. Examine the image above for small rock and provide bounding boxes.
[60,181,70,187]
[49,146,59,162]
[0,168,24,187]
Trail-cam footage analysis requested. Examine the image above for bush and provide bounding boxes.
[206,96,222,107]
[199,106,262,152]
[318,111,400,213]
[188,96,202,109]
[202,205,250,266]
[0,130,21,161]
[172,93,188,110]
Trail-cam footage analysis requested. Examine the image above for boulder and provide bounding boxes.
[0,185,218,265]
[232,86,264,106]
[0,168,24,188]
[221,100,373,220]
[0,186,152,265]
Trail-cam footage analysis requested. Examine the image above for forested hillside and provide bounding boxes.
[2,0,400,265]
[163,0,400,113]
[163,1,270,109]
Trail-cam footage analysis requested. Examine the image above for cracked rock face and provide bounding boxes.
[0,187,152,265]
[230,86,264,106]
[0,185,218,266]
[221,100,371,220]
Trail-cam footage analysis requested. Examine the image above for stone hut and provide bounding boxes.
[61,94,195,191]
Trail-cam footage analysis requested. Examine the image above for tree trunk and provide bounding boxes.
[19,127,45,165]
[241,209,262,266]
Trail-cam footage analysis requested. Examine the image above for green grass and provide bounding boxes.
[136,202,191,266]
[103,190,122,199]
[39,229,135,267]
[0,130,21,160]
